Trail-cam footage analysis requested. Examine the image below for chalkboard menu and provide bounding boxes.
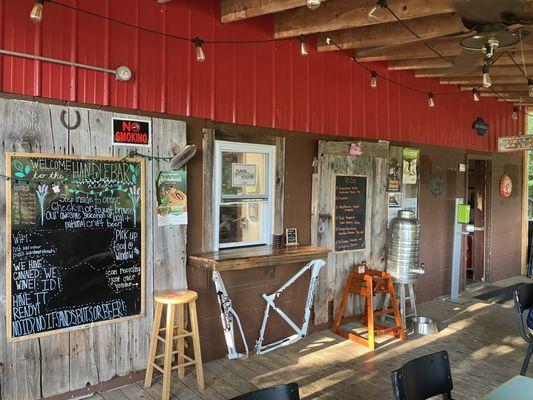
[334,175,367,252]
[6,153,145,341]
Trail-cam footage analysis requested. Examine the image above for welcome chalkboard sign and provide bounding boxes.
[334,175,367,252]
[6,153,145,341]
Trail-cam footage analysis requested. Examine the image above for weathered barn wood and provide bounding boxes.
[0,98,188,400]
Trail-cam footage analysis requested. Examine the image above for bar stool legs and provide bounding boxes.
[382,282,417,330]
[145,290,204,400]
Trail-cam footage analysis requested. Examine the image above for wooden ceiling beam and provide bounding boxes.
[387,51,533,70]
[273,0,455,39]
[459,84,530,92]
[220,0,319,23]
[439,76,527,85]
[415,65,533,78]
[356,37,464,62]
[317,13,466,52]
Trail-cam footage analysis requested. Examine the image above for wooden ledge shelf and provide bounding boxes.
[188,245,330,272]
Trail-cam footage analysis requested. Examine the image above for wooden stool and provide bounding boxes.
[332,264,406,350]
[145,290,205,400]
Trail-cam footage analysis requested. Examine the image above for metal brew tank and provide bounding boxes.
[387,210,423,283]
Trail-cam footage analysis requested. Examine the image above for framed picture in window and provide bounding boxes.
[285,228,299,246]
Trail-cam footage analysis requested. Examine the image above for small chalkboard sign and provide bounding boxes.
[6,153,145,341]
[285,228,299,246]
[334,175,367,252]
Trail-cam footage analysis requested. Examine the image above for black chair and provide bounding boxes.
[230,383,300,400]
[514,283,533,376]
[391,350,454,400]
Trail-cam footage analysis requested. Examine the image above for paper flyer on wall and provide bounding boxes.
[156,170,188,226]
[387,192,403,226]
[402,148,419,184]
[404,197,418,218]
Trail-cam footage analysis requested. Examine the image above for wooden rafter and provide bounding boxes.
[415,65,533,78]
[440,76,527,85]
[387,51,533,70]
[317,13,466,51]
[460,85,531,92]
[220,0,319,23]
[273,0,455,39]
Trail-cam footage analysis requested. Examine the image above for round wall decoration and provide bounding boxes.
[499,175,512,198]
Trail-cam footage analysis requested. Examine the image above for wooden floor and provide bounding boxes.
[93,276,532,400]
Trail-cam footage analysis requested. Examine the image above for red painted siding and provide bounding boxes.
[0,0,524,151]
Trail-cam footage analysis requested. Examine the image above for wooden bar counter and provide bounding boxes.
[187,245,330,361]
[188,245,330,272]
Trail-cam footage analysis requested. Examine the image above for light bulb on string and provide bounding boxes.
[299,35,309,56]
[512,106,520,120]
[528,79,533,98]
[472,88,480,102]
[306,0,321,10]
[368,0,387,22]
[482,64,492,88]
[193,37,205,63]
[428,92,435,108]
[30,0,45,22]
[370,71,378,89]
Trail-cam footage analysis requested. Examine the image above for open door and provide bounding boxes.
[465,158,490,284]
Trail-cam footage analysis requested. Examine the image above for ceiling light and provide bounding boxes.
[306,0,321,10]
[512,106,520,120]
[472,88,480,102]
[528,79,533,98]
[299,35,309,56]
[30,0,45,22]
[370,71,378,89]
[428,92,435,108]
[193,37,206,63]
[482,64,492,88]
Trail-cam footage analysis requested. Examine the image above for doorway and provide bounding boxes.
[465,158,490,284]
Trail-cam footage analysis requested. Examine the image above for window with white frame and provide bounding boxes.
[214,140,276,250]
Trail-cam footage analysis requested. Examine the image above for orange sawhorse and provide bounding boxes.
[332,264,406,349]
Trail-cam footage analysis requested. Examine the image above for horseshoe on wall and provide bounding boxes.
[60,110,81,130]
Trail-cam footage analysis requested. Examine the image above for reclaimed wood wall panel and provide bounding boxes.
[0,98,188,400]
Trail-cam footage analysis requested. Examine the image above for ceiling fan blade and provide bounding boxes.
[447,48,484,74]
[451,0,528,24]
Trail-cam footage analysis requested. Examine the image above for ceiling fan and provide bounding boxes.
[447,0,533,76]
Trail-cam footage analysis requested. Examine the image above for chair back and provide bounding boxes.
[391,350,453,400]
[230,383,300,400]
[514,284,533,342]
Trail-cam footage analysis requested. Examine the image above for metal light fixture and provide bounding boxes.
[370,71,378,89]
[482,64,492,88]
[30,0,45,22]
[193,37,205,63]
[306,0,321,10]
[528,79,533,98]
[115,66,132,82]
[428,92,435,108]
[368,0,387,22]
[472,88,480,102]
[299,35,309,56]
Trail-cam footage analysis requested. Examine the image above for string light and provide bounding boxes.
[368,0,387,22]
[30,0,45,22]
[193,37,205,63]
[472,88,480,102]
[482,64,492,88]
[428,92,435,108]
[512,106,520,120]
[370,71,378,89]
[299,35,309,56]
[28,0,533,122]
[306,0,321,10]
[528,79,533,98]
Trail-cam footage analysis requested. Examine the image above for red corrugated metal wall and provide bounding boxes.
[0,0,524,151]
